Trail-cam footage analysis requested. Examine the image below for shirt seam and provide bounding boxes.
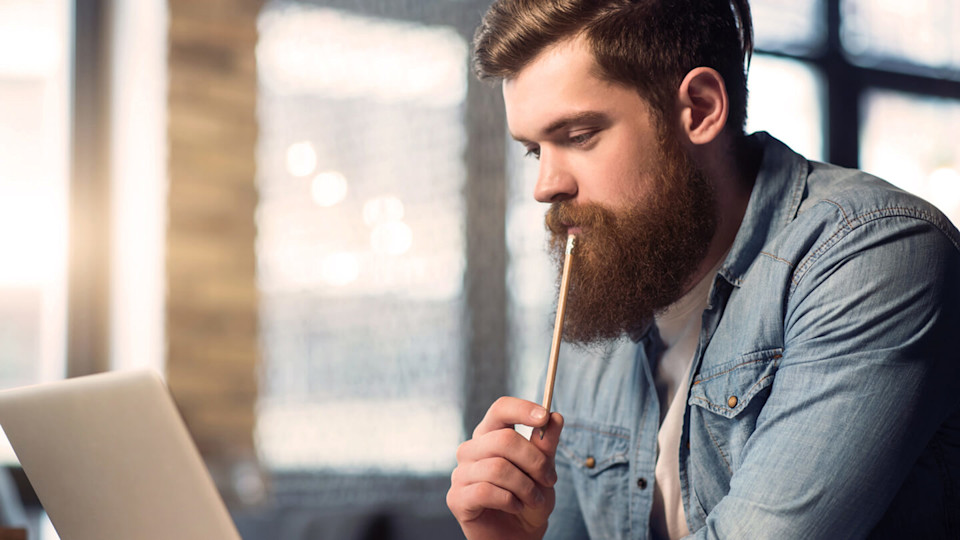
[700,420,733,474]
[690,354,781,386]
[791,202,960,292]
[783,159,808,228]
[759,251,795,268]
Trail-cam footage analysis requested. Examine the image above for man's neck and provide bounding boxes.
[686,133,760,291]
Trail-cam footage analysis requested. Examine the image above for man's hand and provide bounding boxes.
[447,397,564,540]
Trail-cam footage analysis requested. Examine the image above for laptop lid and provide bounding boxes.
[0,370,241,540]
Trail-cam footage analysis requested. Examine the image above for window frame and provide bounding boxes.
[756,0,960,169]
[68,0,112,377]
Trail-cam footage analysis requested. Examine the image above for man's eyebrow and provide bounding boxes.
[510,111,610,143]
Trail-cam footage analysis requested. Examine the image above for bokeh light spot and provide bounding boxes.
[286,141,317,177]
[311,171,348,207]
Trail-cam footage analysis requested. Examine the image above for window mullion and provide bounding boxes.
[824,0,861,168]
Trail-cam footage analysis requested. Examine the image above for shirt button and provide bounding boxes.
[727,395,738,408]
[637,477,648,490]
[584,456,596,469]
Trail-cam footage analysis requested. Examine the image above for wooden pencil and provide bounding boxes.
[540,234,575,438]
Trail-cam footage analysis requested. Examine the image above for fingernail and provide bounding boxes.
[534,490,545,505]
[531,407,547,421]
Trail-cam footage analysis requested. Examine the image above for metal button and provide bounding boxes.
[637,477,648,490]
[584,456,596,469]
[727,395,738,408]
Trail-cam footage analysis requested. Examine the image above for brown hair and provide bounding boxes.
[473,0,754,133]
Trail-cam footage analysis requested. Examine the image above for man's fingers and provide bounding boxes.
[448,481,523,521]
[447,399,563,537]
[454,457,549,510]
[473,396,549,438]
[458,427,558,487]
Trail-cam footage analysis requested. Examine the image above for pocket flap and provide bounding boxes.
[556,422,630,476]
[688,348,782,419]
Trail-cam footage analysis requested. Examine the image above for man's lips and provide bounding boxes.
[559,221,583,235]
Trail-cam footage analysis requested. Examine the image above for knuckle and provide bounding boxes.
[482,483,514,510]
[455,441,470,462]
[500,489,520,511]
[486,456,510,478]
[492,428,517,448]
[545,463,558,485]
[494,396,523,419]
[446,485,467,518]
[474,482,494,502]
[528,451,547,474]
[445,487,456,511]
[449,466,460,485]
[523,482,540,504]
[534,455,555,482]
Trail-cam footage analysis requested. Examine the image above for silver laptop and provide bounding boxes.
[0,369,241,540]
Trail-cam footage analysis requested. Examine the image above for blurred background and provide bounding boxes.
[0,0,957,538]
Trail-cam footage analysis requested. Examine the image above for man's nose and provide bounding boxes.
[533,150,577,203]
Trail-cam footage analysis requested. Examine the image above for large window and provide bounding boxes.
[255,4,468,474]
[0,0,71,463]
[0,0,168,458]
[748,0,960,226]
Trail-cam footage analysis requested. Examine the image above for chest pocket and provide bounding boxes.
[556,422,631,539]
[686,349,781,478]
[688,348,781,418]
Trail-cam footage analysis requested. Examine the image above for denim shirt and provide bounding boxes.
[544,133,960,539]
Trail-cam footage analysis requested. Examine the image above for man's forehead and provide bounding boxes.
[503,36,596,90]
[503,43,614,134]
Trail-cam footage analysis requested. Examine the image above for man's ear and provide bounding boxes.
[677,67,729,145]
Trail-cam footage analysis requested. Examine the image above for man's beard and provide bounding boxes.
[545,130,718,345]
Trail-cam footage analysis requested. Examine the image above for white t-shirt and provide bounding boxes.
[649,261,721,539]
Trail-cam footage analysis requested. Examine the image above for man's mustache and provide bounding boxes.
[545,202,615,236]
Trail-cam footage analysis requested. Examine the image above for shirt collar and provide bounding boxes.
[632,132,806,343]
[718,132,809,287]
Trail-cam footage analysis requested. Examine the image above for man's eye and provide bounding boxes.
[570,132,595,146]
[524,146,541,160]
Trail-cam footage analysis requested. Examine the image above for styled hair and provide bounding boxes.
[473,0,754,133]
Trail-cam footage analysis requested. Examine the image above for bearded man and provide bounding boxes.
[447,1,960,539]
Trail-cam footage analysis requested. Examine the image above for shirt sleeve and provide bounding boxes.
[689,214,960,539]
